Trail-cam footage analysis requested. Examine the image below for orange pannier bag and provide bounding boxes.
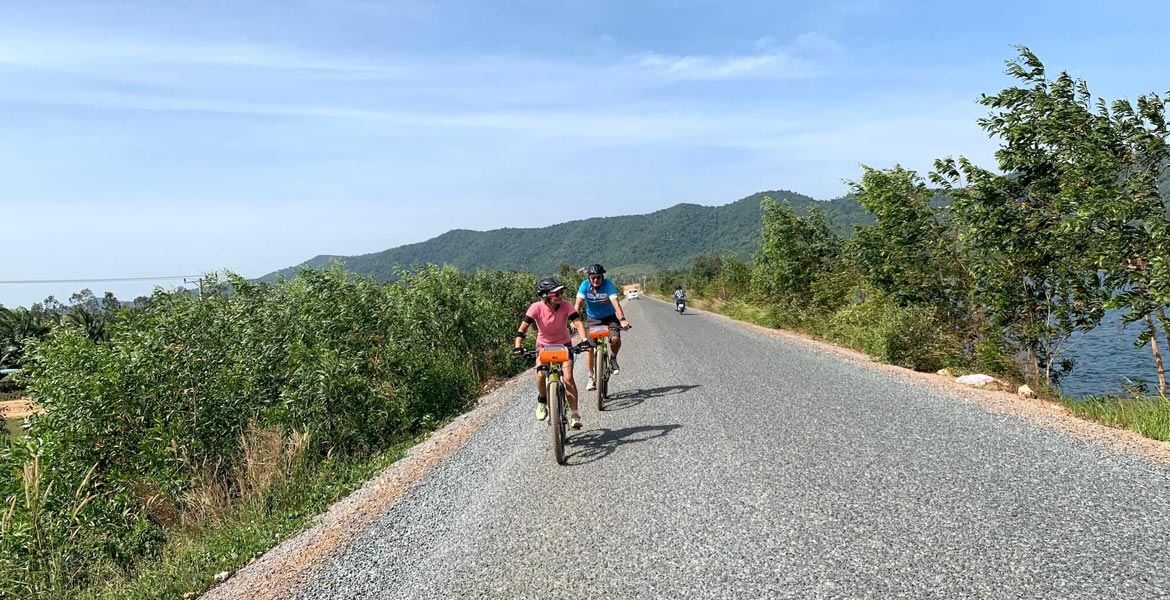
[538,345,570,363]
[588,325,610,340]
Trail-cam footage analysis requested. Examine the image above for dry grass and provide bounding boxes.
[0,398,42,419]
[181,423,311,527]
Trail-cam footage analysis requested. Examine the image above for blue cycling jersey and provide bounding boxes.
[578,279,618,319]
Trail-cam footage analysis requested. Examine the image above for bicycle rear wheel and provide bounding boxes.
[550,380,566,465]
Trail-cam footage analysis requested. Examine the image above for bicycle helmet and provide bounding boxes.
[536,277,566,298]
[586,264,606,275]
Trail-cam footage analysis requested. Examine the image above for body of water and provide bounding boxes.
[1061,310,1163,398]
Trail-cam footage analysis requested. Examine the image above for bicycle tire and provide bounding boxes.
[550,380,566,465]
[595,345,607,411]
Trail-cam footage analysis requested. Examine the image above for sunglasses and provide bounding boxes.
[547,290,563,298]
[588,275,603,280]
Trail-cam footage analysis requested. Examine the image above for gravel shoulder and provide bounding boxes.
[201,375,532,600]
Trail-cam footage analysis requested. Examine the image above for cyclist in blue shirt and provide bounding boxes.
[575,263,631,391]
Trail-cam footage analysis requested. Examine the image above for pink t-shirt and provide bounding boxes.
[525,300,576,347]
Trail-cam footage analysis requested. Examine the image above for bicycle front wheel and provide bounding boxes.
[550,380,566,465]
[595,346,607,411]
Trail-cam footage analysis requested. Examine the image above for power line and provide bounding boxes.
[0,275,199,285]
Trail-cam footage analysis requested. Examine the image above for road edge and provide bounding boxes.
[646,295,1170,467]
[200,371,532,600]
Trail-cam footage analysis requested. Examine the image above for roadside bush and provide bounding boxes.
[828,291,956,372]
[0,265,535,598]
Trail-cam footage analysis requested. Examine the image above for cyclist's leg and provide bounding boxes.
[563,357,579,412]
[536,361,548,399]
[564,356,583,428]
[534,355,549,420]
[607,314,623,356]
[584,317,601,382]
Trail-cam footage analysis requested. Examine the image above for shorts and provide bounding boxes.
[586,314,622,336]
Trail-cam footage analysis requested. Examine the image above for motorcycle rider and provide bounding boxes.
[673,285,687,311]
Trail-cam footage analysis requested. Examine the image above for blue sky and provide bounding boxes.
[2,0,1167,307]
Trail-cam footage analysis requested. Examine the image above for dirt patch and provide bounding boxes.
[658,296,1170,467]
[201,373,530,600]
[0,399,41,420]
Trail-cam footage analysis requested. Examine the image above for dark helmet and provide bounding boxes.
[676,285,683,290]
[586,263,606,275]
[536,277,566,298]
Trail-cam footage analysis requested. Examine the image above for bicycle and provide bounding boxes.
[521,341,592,465]
[588,324,631,411]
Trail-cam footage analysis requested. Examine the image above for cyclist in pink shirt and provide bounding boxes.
[513,277,590,428]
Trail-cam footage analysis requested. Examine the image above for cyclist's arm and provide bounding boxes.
[514,316,535,351]
[569,311,587,341]
[574,295,585,316]
[608,295,628,324]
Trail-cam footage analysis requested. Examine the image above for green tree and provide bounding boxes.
[849,165,967,310]
[751,197,841,301]
[686,255,724,296]
[933,48,1114,384]
[556,262,582,295]
[0,306,54,369]
[939,47,1170,389]
[710,253,752,300]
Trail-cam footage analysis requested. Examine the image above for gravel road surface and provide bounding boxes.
[286,298,1170,599]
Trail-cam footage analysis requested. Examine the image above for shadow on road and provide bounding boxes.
[566,424,683,466]
[603,384,699,412]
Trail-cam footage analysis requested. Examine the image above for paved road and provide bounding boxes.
[292,299,1170,599]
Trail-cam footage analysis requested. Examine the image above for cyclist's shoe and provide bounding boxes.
[586,377,597,391]
[535,400,548,421]
[569,412,583,430]
[610,356,620,375]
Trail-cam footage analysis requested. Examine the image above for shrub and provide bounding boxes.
[828,291,956,372]
[0,265,535,597]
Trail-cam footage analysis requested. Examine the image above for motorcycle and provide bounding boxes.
[675,298,686,314]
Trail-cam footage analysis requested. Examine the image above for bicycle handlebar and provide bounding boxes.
[517,341,594,361]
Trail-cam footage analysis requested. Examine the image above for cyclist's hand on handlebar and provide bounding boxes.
[512,347,525,357]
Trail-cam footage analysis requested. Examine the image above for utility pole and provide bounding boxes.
[184,276,206,300]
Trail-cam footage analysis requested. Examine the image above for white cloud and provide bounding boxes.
[626,31,847,81]
[631,50,813,81]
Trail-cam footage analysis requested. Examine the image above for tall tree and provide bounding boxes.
[751,197,841,301]
[933,48,1113,384]
[850,165,967,310]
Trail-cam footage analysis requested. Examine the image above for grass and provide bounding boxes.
[72,430,430,600]
[1059,395,1170,441]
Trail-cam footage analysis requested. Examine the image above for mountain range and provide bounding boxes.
[261,191,872,281]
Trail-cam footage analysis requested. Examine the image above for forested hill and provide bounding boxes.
[262,190,869,281]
